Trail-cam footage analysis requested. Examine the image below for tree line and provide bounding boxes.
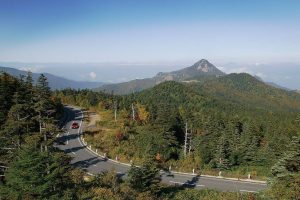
[0,72,267,200]
[2,75,293,199]
[54,79,300,198]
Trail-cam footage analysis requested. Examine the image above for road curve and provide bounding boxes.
[56,106,268,193]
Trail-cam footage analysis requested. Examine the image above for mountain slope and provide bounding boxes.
[95,59,224,94]
[196,73,300,112]
[154,59,224,83]
[0,66,104,90]
[129,73,300,174]
[136,73,300,116]
[265,82,290,91]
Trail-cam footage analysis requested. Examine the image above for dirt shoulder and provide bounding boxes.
[87,112,101,127]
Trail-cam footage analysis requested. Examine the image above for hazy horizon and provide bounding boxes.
[1,0,299,89]
[1,60,299,90]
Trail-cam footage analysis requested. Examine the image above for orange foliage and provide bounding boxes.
[155,153,161,161]
[115,130,124,141]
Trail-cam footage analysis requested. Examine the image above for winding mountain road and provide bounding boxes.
[56,106,268,193]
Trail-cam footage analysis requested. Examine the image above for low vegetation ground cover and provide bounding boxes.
[83,105,270,180]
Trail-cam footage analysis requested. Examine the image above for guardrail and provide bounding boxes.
[71,105,267,184]
[80,130,266,184]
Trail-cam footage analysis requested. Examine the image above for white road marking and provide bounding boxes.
[169,173,267,185]
[70,108,266,193]
[61,107,266,193]
[77,111,85,146]
[240,190,258,193]
[78,114,82,134]
[169,180,205,187]
[87,172,95,176]
[66,132,69,144]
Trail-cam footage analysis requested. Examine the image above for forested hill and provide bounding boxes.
[197,73,300,113]
[52,72,300,198]
[0,66,104,90]
[135,73,300,116]
[129,73,300,174]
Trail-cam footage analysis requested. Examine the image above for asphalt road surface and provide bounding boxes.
[56,106,268,193]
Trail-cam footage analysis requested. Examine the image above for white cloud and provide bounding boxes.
[255,62,262,66]
[218,66,225,71]
[226,67,253,74]
[255,72,267,78]
[89,72,97,79]
[18,66,39,73]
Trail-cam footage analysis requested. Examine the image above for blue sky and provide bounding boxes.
[0,0,299,88]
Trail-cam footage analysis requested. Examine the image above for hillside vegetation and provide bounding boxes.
[0,72,269,199]
[198,73,300,112]
[53,72,300,198]
[57,73,300,179]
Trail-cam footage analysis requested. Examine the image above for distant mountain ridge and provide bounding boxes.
[0,66,104,90]
[95,59,225,94]
[265,81,291,91]
[137,73,300,114]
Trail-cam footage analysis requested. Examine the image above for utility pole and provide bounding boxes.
[131,103,135,121]
[39,113,42,134]
[188,129,192,155]
[184,122,188,157]
[114,101,117,122]
[0,147,15,150]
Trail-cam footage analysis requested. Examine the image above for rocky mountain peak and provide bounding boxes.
[191,59,215,72]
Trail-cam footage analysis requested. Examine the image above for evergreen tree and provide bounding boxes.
[243,136,259,164]
[127,160,161,194]
[34,74,54,150]
[0,73,19,126]
[34,74,53,118]
[215,134,230,170]
[0,145,74,199]
[3,80,36,150]
[161,130,179,161]
[271,136,300,179]
[267,136,300,199]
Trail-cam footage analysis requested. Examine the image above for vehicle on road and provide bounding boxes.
[71,122,79,129]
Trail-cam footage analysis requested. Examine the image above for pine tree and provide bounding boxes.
[0,73,19,126]
[271,136,300,179]
[0,145,73,199]
[161,130,179,161]
[34,74,54,150]
[244,136,259,164]
[215,134,230,170]
[267,136,300,199]
[24,71,35,114]
[3,79,36,150]
[127,160,161,194]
